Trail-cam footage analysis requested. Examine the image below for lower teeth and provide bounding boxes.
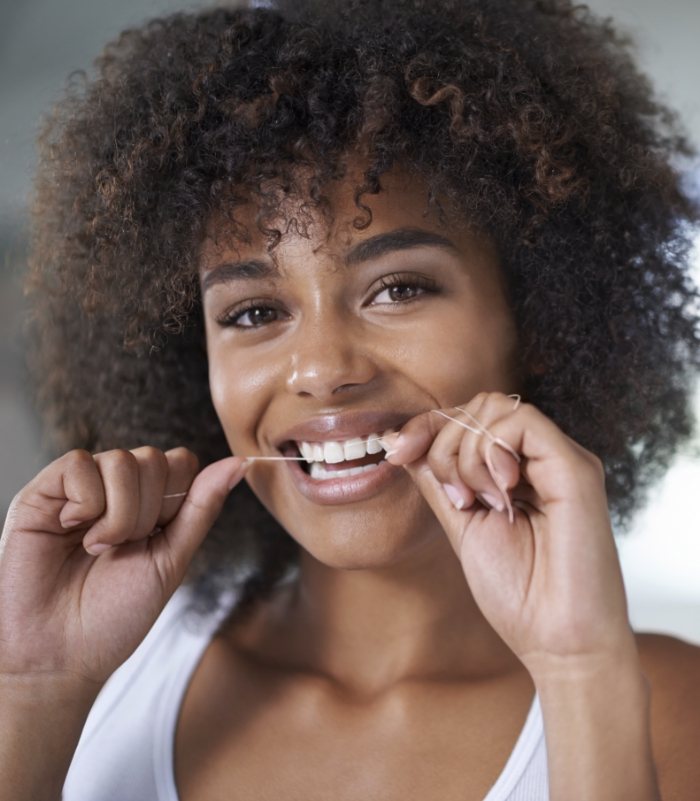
[309,462,381,481]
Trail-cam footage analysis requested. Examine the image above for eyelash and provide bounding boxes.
[371,272,438,305]
[216,273,439,329]
[216,299,286,329]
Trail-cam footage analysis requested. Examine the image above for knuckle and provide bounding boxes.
[106,448,139,471]
[7,489,28,517]
[133,444,161,459]
[571,439,604,476]
[470,391,490,409]
[426,450,450,481]
[61,448,95,470]
[169,447,199,474]
[140,446,169,471]
[586,451,605,477]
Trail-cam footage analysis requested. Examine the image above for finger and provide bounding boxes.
[384,409,449,465]
[476,403,591,503]
[157,447,200,527]
[423,413,504,509]
[464,396,606,528]
[126,447,169,541]
[415,419,476,510]
[401,457,481,557]
[82,450,140,551]
[393,394,514,511]
[386,392,498,466]
[10,449,106,535]
[427,395,522,519]
[151,456,248,586]
[483,438,521,494]
[457,427,521,516]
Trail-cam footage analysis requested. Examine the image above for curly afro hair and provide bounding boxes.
[25,0,700,619]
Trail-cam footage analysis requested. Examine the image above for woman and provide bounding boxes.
[2,0,699,798]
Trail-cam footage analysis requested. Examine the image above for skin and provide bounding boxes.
[187,166,697,799]
[199,164,633,685]
[2,166,699,801]
[200,168,527,695]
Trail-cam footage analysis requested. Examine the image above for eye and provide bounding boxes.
[370,273,438,305]
[217,302,286,329]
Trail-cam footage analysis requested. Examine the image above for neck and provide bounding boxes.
[232,534,521,699]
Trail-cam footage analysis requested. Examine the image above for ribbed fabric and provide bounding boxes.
[63,587,549,801]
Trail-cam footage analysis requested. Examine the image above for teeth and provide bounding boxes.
[323,441,345,464]
[310,462,381,480]
[296,431,392,464]
[366,436,384,455]
[343,437,366,460]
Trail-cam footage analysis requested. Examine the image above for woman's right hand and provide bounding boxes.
[0,447,247,688]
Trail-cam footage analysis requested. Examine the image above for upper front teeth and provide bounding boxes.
[298,434,388,464]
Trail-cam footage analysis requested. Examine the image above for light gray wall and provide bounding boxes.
[1,0,698,228]
[587,0,700,143]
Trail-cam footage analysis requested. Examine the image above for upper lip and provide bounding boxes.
[272,409,417,448]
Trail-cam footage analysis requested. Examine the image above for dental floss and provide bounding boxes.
[431,407,521,464]
[430,396,522,525]
[165,400,525,518]
[244,456,307,461]
[239,435,388,463]
[162,436,389,498]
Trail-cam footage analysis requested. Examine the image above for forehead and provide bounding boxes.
[198,166,466,271]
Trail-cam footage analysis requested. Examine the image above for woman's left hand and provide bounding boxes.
[385,391,637,682]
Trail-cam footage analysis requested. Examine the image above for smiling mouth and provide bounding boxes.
[281,432,393,480]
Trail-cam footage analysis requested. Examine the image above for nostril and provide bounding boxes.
[333,382,365,394]
[286,352,378,400]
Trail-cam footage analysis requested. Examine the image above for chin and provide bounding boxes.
[278,502,444,571]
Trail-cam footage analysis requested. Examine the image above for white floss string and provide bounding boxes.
[162,436,387,499]
[243,434,387,462]
[164,396,523,517]
[430,394,522,524]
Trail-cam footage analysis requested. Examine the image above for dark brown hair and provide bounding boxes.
[26,0,700,618]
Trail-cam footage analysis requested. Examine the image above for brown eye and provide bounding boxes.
[243,307,279,327]
[387,284,421,301]
[218,303,284,328]
[370,273,439,306]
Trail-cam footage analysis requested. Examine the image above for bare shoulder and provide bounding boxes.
[634,631,700,800]
[636,629,700,670]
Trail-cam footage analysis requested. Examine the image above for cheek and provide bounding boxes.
[207,345,281,446]
[394,304,518,404]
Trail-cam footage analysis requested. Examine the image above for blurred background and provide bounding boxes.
[1,0,698,641]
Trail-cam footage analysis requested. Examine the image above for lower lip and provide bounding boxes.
[285,457,402,505]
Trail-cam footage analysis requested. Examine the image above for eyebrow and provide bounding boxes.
[200,227,460,293]
[201,259,273,293]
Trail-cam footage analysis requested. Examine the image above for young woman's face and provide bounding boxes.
[200,170,521,569]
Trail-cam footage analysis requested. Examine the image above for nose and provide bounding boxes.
[286,315,378,400]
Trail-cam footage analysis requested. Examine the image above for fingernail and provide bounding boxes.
[84,542,111,556]
[61,519,82,529]
[479,492,505,512]
[441,483,467,511]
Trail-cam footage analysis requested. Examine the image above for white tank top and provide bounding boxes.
[62,586,549,800]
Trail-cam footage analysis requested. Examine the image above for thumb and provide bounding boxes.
[152,456,248,587]
[402,457,473,557]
